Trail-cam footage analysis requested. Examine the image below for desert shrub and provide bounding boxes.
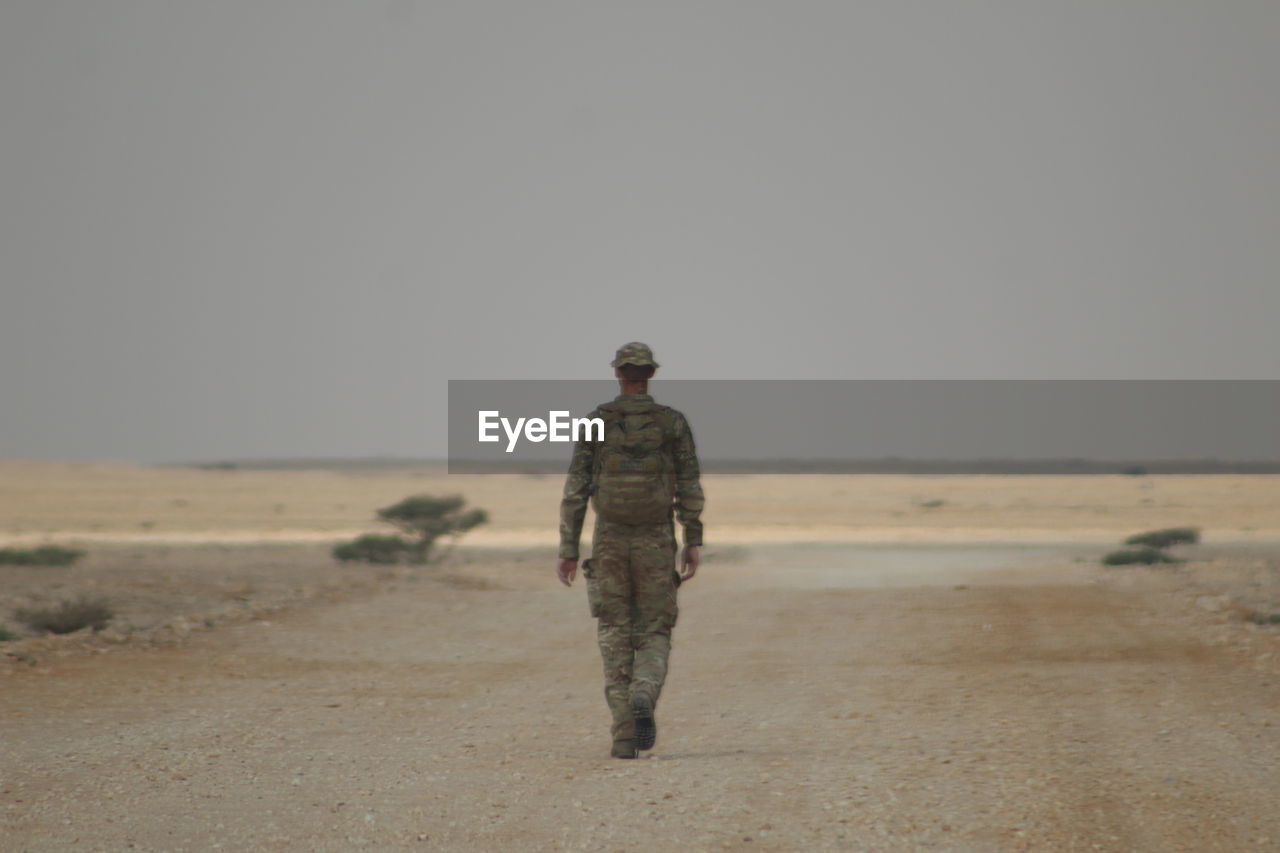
[1123,527,1200,549]
[1226,602,1280,625]
[1235,606,1280,626]
[332,494,489,565]
[332,534,408,564]
[375,494,489,564]
[0,545,85,567]
[15,597,113,634]
[0,624,16,642]
[1102,548,1180,566]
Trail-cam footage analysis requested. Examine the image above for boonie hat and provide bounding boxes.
[611,342,659,369]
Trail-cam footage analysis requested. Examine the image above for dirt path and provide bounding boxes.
[3,546,1279,852]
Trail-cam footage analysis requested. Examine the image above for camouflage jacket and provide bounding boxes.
[559,393,704,560]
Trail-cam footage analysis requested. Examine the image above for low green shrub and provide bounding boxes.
[1123,527,1200,549]
[0,545,86,567]
[1102,548,1180,566]
[377,494,489,564]
[333,494,490,565]
[14,597,113,634]
[332,534,408,565]
[0,624,16,642]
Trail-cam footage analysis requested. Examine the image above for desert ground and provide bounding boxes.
[2,461,1280,851]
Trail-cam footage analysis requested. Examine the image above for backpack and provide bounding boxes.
[591,400,679,524]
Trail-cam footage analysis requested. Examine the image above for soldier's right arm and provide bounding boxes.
[558,414,599,561]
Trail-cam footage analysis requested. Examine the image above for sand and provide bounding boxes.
[2,461,1279,851]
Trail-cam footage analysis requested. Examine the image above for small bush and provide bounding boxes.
[377,494,489,564]
[1227,603,1280,626]
[15,597,114,634]
[1102,548,1180,566]
[0,545,86,567]
[0,624,16,642]
[1123,527,1200,549]
[333,494,489,565]
[332,534,408,565]
[917,499,946,509]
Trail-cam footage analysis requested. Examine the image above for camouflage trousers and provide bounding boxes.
[584,518,679,741]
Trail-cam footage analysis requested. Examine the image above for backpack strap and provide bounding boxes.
[590,405,618,488]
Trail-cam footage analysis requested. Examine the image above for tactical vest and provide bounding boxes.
[591,401,679,524]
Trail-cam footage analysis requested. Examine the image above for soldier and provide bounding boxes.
[557,342,705,759]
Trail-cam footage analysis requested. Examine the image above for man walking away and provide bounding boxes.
[557,342,705,758]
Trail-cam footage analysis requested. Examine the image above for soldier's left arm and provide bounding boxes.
[671,411,705,549]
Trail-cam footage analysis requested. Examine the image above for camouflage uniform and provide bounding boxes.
[560,346,704,744]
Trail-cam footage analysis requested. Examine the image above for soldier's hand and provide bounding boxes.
[679,546,700,582]
[557,558,578,587]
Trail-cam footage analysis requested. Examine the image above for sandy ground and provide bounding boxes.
[3,544,1280,852]
[3,463,1280,851]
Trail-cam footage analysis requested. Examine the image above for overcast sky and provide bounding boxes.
[2,2,1277,461]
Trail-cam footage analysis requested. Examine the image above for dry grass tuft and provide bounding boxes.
[1227,602,1280,626]
[14,597,114,634]
[0,545,85,566]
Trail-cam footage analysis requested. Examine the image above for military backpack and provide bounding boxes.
[590,400,679,524]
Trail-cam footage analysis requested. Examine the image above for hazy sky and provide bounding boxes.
[2,2,1277,461]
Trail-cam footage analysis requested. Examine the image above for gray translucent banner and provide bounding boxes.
[447,380,1280,474]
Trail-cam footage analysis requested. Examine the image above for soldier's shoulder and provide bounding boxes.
[649,398,685,417]
[651,402,691,430]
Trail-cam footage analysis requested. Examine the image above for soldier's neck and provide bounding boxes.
[616,380,649,396]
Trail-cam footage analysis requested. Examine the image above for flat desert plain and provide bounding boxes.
[2,461,1280,852]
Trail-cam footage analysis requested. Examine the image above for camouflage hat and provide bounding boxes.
[611,342,659,369]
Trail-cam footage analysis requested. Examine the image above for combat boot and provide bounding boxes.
[630,694,657,751]
[611,738,638,759]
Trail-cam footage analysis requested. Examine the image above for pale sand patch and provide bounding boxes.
[5,525,1279,547]
[2,460,1277,545]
